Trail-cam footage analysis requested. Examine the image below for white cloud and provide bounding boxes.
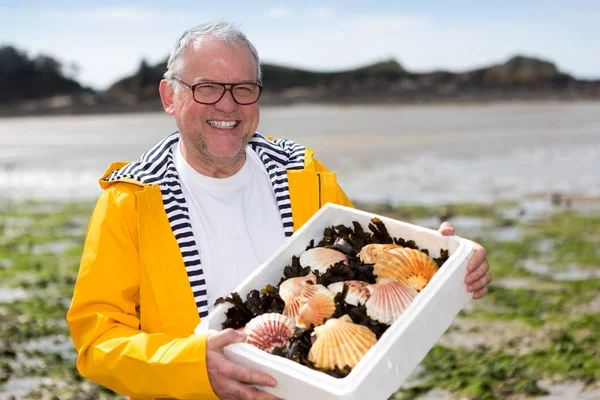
[267,7,291,19]
[45,7,183,23]
[306,7,334,19]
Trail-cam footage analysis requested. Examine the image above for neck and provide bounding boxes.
[181,143,247,178]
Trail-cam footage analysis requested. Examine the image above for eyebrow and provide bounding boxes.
[193,78,257,84]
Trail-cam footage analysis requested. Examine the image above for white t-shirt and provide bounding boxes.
[174,143,287,311]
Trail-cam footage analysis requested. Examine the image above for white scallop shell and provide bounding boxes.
[365,278,418,325]
[327,280,370,306]
[299,247,349,273]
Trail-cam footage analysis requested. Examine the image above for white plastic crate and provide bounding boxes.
[195,203,474,400]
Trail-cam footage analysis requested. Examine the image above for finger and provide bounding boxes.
[468,271,492,293]
[207,328,247,350]
[438,221,454,236]
[465,258,490,285]
[227,363,277,387]
[223,381,279,400]
[472,286,488,300]
[245,385,280,400]
[467,243,487,272]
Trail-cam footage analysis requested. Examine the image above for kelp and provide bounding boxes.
[214,217,450,376]
[215,285,284,329]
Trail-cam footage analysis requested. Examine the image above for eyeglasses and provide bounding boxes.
[174,77,263,105]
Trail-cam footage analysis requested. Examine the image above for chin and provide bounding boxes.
[206,144,245,159]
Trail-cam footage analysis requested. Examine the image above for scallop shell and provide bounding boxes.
[359,243,401,264]
[374,247,439,291]
[244,313,296,352]
[283,283,320,318]
[296,285,336,328]
[365,278,418,325]
[279,275,316,303]
[308,315,377,370]
[299,247,349,273]
[327,280,370,306]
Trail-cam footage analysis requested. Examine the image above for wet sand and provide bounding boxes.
[0,101,598,203]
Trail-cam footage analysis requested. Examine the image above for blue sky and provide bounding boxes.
[1,1,599,90]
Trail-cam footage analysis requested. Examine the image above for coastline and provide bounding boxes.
[1,94,599,119]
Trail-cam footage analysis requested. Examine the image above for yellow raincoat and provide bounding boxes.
[67,135,352,400]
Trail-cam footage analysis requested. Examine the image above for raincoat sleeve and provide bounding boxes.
[66,186,218,400]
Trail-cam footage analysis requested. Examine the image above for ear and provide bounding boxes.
[159,79,176,115]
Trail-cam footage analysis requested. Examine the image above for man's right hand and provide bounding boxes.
[206,328,279,400]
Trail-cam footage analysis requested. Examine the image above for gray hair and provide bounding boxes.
[164,21,262,86]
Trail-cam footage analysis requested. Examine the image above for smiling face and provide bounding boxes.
[159,36,260,177]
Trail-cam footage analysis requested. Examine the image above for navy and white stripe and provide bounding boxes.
[105,132,306,318]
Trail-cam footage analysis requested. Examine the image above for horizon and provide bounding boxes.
[1,1,599,90]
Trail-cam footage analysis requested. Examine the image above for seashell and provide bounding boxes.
[296,285,336,328]
[279,275,316,303]
[359,243,401,264]
[283,283,320,318]
[373,247,439,291]
[327,280,370,306]
[299,247,349,273]
[244,313,296,352]
[308,315,377,370]
[365,278,418,325]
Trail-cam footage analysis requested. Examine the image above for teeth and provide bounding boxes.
[208,120,236,129]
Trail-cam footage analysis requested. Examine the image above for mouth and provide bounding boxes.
[207,120,240,130]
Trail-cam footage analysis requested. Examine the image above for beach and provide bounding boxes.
[1,101,598,203]
[1,101,599,399]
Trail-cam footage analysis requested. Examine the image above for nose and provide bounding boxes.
[213,87,238,114]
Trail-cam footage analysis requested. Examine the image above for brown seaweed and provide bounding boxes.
[315,259,376,287]
[216,285,284,329]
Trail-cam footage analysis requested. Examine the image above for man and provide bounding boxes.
[67,21,491,400]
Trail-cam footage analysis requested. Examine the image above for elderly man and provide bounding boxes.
[67,21,491,400]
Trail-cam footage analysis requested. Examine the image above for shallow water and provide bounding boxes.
[0,377,52,400]
[1,102,598,204]
[0,287,30,302]
[523,260,600,281]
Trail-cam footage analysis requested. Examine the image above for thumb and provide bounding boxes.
[207,328,247,351]
[438,221,455,236]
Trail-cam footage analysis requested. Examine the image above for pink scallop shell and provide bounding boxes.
[365,278,418,325]
[244,313,296,352]
[279,275,316,303]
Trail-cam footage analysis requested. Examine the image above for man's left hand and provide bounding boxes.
[438,221,491,299]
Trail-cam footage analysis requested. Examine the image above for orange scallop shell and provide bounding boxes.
[358,243,401,264]
[308,315,377,370]
[365,278,418,325]
[374,247,439,291]
[283,283,320,318]
[296,285,336,328]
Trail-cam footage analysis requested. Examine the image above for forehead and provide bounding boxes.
[182,37,257,82]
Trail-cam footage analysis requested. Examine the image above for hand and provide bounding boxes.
[206,329,279,400]
[438,221,491,299]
